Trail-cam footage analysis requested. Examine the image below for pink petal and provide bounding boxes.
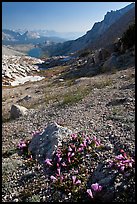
[68,146,73,152]
[108,161,113,167]
[98,185,102,191]
[91,183,98,191]
[50,175,57,181]
[128,162,132,168]
[130,158,134,162]
[61,162,67,167]
[72,176,76,184]
[58,157,62,162]
[122,159,130,163]
[120,166,125,171]
[80,143,84,147]
[68,152,71,157]
[75,179,81,184]
[87,189,93,198]
[57,168,61,176]
[123,152,127,158]
[68,157,71,163]
[93,136,97,141]
[91,183,102,192]
[95,140,100,146]
[60,175,64,182]
[71,152,75,157]
[45,158,52,166]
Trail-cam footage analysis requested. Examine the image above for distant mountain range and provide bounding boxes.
[2,29,67,45]
[14,29,85,40]
[42,3,135,56]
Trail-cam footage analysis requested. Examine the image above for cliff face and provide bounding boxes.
[44,3,135,56]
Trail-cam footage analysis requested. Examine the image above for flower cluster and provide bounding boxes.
[108,149,135,172]
[17,139,32,158]
[17,129,135,202]
[44,131,103,201]
[87,183,102,198]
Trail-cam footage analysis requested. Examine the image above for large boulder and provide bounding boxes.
[10,104,28,119]
[102,53,120,70]
[28,122,72,163]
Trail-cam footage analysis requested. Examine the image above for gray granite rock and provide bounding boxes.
[28,122,72,163]
[10,104,28,119]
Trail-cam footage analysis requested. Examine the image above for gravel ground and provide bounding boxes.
[2,66,135,202]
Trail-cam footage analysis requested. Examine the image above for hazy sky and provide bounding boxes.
[2,2,133,34]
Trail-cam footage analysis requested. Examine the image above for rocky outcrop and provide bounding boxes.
[28,122,72,163]
[2,55,44,86]
[10,104,28,119]
[102,53,120,70]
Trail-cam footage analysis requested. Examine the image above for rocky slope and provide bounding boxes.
[2,45,26,56]
[2,37,135,203]
[2,63,135,202]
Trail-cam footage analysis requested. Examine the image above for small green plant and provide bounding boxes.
[59,87,91,107]
[60,92,83,106]
[93,79,112,89]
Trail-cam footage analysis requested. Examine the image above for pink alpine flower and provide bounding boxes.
[45,158,52,166]
[18,141,27,149]
[87,189,93,198]
[91,183,102,192]
[50,175,57,181]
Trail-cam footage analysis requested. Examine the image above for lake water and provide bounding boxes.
[27,47,43,58]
